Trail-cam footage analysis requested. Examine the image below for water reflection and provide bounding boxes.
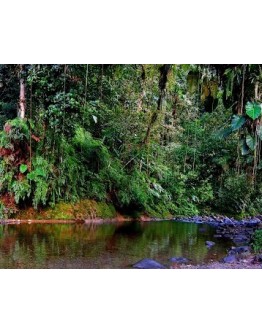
[0,221,233,268]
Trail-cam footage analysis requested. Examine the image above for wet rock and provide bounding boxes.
[224,233,234,239]
[205,241,215,247]
[222,255,237,263]
[254,254,262,262]
[228,246,251,256]
[210,222,219,228]
[169,257,189,264]
[233,235,249,245]
[194,219,203,224]
[223,217,233,225]
[133,258,166,269]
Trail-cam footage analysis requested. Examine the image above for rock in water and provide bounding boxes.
[205,241,215,247]
[169,257,189,264]
[222,255,237,263]
[228,246,250,256]
[254,254,262,262]
[133,258,166,269]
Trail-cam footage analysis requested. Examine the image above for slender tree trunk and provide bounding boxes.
[18,64,26,118]
[143,65,172,145]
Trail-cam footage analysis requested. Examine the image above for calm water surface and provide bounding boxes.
[0,221,233,268]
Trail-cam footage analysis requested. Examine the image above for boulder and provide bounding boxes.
[133,258,166,269]
[233,235,249,244]
[223,217,233,225]
[228,246,250,255]
[222,255,237,263]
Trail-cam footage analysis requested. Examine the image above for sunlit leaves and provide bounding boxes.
[19,164,28,174]
[245,102,262,120]
[246,134,256,151]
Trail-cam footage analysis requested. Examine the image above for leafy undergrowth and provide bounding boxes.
[15,199,117,220]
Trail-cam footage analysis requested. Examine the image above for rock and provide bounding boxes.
[224,233,234,239]
[195,220,203,224]
[223,217,233,225]
[228,246,251,256]
[254,254,262,262]
[222,255,237,263]
[133,258,166,269]
[233,235,249,244]
[247,221,259,227]
[169,257,189,264]
[205,241,215,247]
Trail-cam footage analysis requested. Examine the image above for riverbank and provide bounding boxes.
[176,255,262,269]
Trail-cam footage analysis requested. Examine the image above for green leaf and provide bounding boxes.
[231,115,246,131]
[19,164,28,174]
[215,127,232,139]
[27,171,36,181]
[35,168,46,177]
[27,168,46,181]
[245,102,261,120]
[240,140,249,155]
[246,134,256,150]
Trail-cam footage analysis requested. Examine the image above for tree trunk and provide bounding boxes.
[18,64,26,118]
[143,65,172,145]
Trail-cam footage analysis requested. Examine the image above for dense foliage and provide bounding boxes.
[0,64,261,218]
[251,229,262,253]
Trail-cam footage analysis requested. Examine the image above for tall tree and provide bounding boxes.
[18,64,26,119]
[143,64,172,144]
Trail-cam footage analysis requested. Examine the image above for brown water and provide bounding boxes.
[0,221,233,268]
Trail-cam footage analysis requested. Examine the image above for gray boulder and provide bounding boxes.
[222,255,237,263]
[133,258,166,269]
[228,246,250,255]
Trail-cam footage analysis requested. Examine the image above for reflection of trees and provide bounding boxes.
[0,221,231,268]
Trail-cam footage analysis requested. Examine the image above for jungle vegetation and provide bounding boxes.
[0,64,261,219]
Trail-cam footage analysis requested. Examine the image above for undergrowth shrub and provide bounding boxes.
[252,230,262,253]
[217,173,253,214]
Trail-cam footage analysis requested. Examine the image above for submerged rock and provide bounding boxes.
[133,258,166,269]
[222,255,237,263]
[169,257,190,264]
[205,241,215,248]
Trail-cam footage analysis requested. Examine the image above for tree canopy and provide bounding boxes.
[0,64,261,218]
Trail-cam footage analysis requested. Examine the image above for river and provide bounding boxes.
[0,220,234,268]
